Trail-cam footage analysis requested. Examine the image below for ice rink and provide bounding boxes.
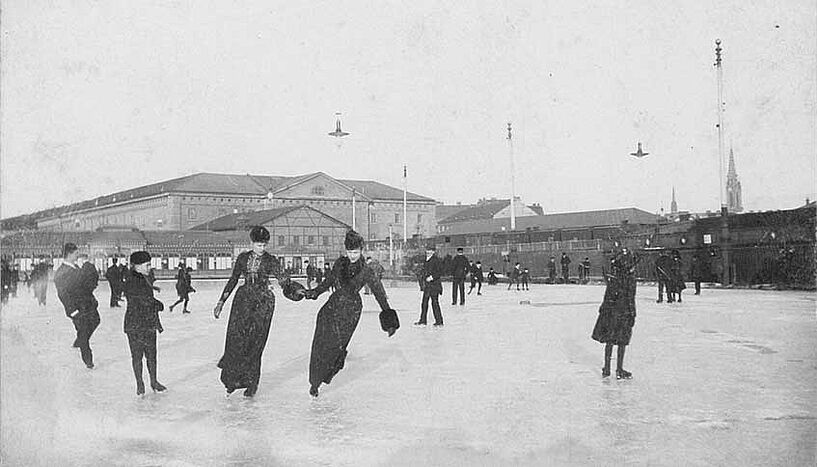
[2,279,815,466]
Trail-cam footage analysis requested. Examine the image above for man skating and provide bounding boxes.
[54,243,101,369]
[450,248,469,305]
[415,244,444,327]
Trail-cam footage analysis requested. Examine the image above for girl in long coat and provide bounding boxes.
[591,249,638,379]
[304,230,398,397]
[213,226,292,397]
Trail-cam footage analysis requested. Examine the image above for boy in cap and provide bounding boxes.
[123,251,166,395]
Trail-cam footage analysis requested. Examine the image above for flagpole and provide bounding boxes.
[507,123,516,231]
[402,165,408,243]
[352,187,356,230]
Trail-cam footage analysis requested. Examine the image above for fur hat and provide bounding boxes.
[379,308,400,337]
[130,251,151,265]
[282,280,306,301]
[425,242,436,251]
[249,226,270,243]
[344,229,364,250]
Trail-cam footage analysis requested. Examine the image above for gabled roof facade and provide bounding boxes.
[1,172,436,227]
[190,205,350,232]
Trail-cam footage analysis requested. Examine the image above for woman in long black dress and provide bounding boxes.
[213,226,292,397]
[591,248,638,379]
[304,230,399,397]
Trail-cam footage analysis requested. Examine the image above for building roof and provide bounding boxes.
[1,172,435,226]
[439,200,512,224]
[441,207,664,235]
[435,204,473,221]
[189,205,349,232]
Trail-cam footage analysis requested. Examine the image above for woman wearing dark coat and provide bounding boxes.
[591,248,637,380]
[123,251,166,395]
[303,230,399,397]
[213,226,293,397]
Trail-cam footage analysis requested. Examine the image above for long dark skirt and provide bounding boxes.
[217,284,275,390]
[591,301,634,346]
[309,291,362,388]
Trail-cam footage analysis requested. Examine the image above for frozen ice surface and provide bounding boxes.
[2,280,815,466]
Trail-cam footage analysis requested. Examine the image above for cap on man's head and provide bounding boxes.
[456,247,463,253]
[476,261,481,264]
[63,243,78,258]
[425,243,436,251]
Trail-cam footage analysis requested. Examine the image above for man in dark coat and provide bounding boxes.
[450,248,469,305]
[323,262,334,292]
[305,260,316,289]
[548,256,557,283]
[655,250,673,303]
[670,250,686,302]
[54,244,101,369]
[487,267,498,285]
[415,244,444,326]
[560,253,572,284]
[105,258,122,307]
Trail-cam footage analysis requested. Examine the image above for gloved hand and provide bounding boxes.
[213,301,224,319]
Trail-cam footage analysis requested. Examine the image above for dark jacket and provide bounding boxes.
[54,262,99,319]
[451,255,470,280]
[175,268,194,295]
[105,264,121,289]
[123,270,164,333]
[472,264,484,282]
[421,254,444,296]
[655,254,673,280]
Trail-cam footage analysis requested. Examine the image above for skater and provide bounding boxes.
[9,265,18,299]
[670,250,686,302]
[213,226,297,397]
[581,257,591,283]
[547,257,557,283]
[315,263,323,284]
[591,248,638,380]
[54,243,101,369]
[305,260,316,289]
[487,268,498,285]
[415,244,444,326]
[507,262,522,291]
[170,265,195,313]
[32,261,50,306]
[1,260,11,304]
[451,248,469,305]
[105,258,122,307]
[468,261,484,295]
[323,262,334,292]
[690,253,703,295]
[365,257,386,296]
[520,268,530,291]
[303,230,398,397]
[655,250,673,303]
[123,251,166,395]
[560,253,572,284]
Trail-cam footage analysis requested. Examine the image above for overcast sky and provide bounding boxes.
[2,0,815,219]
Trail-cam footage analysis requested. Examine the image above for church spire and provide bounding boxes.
[670,186,678,214]
[728,147,737,177]
[726,146,743,212]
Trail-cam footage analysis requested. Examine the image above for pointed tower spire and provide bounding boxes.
[671,186,678,214]
[726,146,743,212]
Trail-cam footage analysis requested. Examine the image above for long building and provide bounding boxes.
[2,172,437,240]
